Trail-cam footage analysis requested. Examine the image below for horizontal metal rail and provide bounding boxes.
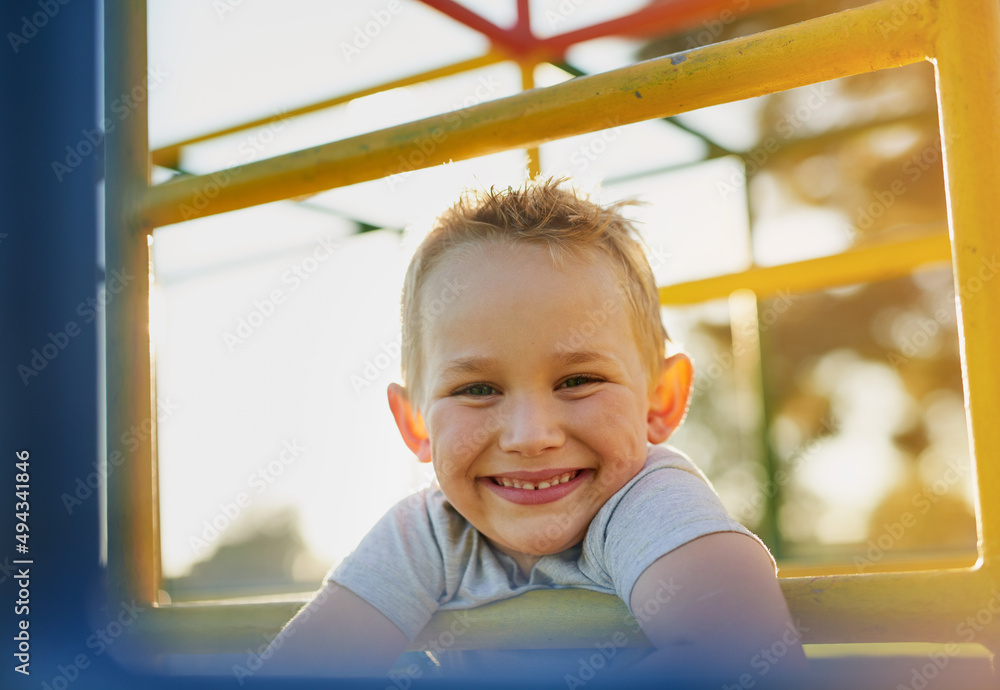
[149,51,506,169]
[139,0,933,229]
[138,566,989,653]
[150,0,799,171]
[659,232,951,305]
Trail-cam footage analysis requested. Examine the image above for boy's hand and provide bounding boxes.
[628,532,809,682]
[260,580,409,677]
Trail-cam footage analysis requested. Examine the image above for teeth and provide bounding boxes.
[492,470,580,490]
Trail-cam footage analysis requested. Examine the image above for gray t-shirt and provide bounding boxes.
[328,445,771,640]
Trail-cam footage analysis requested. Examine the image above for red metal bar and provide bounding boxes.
[417,0,533,54]
[538,0,802,57]
[512,0,533,46]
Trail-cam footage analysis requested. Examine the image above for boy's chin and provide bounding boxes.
[489,534,584,559]
[516,534,586,557]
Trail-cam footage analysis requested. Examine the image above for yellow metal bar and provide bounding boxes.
[149,52,507,169]
[136,591,648,655]
[782,569,990,644]
[659,232,951,305]
[136,601,301,655]
[933,0,1000,579]
[412,590,649,650]
[520,62,540,178]
[141,569,993,654]
[139,0,933,229]
[415,570,991,647]
[776,553,978,578]
[105,0,159,606]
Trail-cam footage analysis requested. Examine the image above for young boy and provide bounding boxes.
[266,179,805,679]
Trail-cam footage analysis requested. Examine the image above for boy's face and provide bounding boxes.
[395,243,689,567]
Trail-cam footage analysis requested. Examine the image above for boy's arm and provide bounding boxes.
[628,532,809,679]
[261,580,409,677]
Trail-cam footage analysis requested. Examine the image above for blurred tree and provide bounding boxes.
[166,508,327,601]
[642,0,976,565]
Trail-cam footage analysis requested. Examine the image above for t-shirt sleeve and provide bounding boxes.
[326,489,446,640]
[586,456,775,614]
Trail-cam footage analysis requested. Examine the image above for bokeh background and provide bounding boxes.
[138,0,978,601]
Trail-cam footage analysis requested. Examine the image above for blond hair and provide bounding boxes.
[400,178,667,409]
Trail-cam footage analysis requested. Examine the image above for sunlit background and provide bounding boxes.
[139,0,977,601]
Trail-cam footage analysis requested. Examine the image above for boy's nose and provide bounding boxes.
[497,395,565,457]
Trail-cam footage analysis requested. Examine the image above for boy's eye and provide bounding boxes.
[559,375,600,389]
[457,383,497,397]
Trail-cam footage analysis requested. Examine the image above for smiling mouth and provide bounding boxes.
[488,470,581,490]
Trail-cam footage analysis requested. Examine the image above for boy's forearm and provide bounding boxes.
[629,533,809,684]
[259,581,410,677]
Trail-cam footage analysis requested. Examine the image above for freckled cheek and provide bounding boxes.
[427,406,493,477]
[574,394,647,474]
[574,393,645,438]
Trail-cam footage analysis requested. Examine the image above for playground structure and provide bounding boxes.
[104,0,1000,679]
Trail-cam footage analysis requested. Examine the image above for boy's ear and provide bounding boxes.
[387,383,431,463]
[647,353,694,444]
